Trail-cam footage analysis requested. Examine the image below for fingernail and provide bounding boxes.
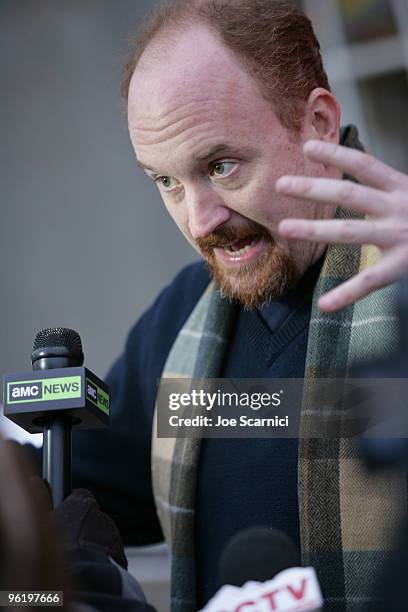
[279,221,301,237]
[276,177,292,190]
[304,140,321,154]
[319,296,338,311]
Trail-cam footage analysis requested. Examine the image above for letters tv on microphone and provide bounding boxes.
[3,367,109,433]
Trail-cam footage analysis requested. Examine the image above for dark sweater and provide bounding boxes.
[72,258,321,605]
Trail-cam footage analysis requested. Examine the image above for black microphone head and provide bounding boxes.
[33,328,83,354]
[219,527,301,587]
[31,328,84,370]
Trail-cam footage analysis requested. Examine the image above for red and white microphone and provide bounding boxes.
[200,528,323,612]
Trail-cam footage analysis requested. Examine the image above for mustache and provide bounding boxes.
[196,221,272,251]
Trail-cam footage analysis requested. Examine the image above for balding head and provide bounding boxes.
[122,0,331,133]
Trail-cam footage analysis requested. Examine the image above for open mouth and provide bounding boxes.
[222,236,260,257]
[214,235,265,264]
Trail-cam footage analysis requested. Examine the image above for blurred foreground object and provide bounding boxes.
[0,438,68,607]
[53,488,157,611]
[54,488,128,571]
[0,437,156,611]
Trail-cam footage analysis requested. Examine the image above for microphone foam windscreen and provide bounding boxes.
[219,526,301,587]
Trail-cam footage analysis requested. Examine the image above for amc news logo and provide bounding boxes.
[86,381,98,403]
[86,379,109,414]
[9,381,43,401]
[7,377,81,404]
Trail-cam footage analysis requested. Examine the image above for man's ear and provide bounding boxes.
[302,87,341,144]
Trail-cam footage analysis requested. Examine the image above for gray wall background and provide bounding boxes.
[1,0,196,394]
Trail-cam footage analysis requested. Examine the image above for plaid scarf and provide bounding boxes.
[152,127,406,611]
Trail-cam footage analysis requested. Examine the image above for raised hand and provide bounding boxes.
[276,140,408,312]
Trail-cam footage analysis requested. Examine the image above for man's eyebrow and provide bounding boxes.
[193,144,234,162]
[136,144,234,174]
[137,160,158,173]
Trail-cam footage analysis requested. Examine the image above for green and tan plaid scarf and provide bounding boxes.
[152,127,406,611]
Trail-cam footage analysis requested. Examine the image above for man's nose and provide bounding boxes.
[186,185,231,240]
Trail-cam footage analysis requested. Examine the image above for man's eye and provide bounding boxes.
[156,176,179,191]
[210,161,236,178]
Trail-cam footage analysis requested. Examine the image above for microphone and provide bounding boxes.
[31,328,84,370]
[201,527,323,612]
[220,527,301,587]
[3,328,109,507]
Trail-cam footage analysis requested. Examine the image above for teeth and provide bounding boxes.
[223,238,258,257]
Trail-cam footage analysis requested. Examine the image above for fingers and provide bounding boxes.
[301,140,407,191]
[274,140,408,311]
[278,218,394,247]
[317,248,407,312]
[275,176,391,217]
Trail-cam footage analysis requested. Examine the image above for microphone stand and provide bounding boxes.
[42,416,72,507]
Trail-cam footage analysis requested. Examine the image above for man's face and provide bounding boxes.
[128,25,336,308]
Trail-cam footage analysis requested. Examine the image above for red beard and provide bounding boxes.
[196,221,299,309]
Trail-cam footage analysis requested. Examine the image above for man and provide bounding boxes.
[73,1,408,610]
